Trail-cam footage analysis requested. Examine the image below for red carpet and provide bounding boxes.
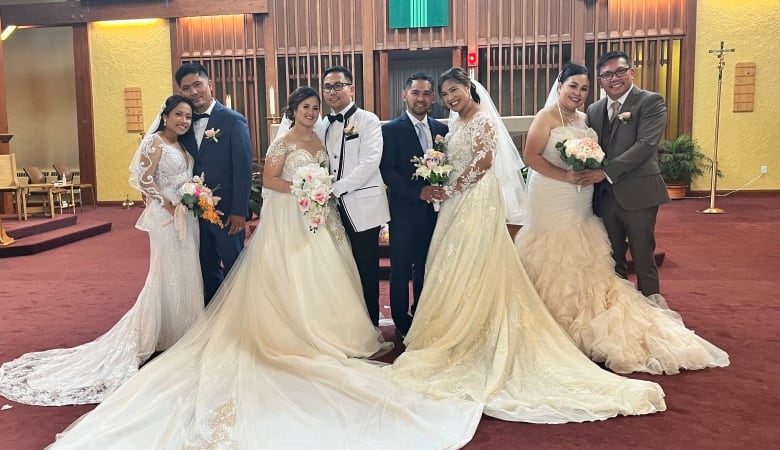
[1,196,779,449]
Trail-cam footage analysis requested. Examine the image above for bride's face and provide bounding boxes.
[440,80,471,113]
[557,74,589,111]
[164,102,193,136]
[293,96,321,128]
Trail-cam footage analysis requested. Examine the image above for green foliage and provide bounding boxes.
[658,134,721,185]
[249,160,264,217]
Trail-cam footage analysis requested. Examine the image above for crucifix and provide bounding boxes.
[701,41,735,214]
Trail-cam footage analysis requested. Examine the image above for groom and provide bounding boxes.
[320,65,390,326]
[176,62,253,305]
[380,73,447,339]
[580,51,669,296]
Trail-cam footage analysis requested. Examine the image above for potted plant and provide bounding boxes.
[658,134,720,200]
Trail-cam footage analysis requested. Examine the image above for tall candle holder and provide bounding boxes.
[701,41,735,214]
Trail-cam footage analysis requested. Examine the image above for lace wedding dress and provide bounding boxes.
[46,140,482,450]
[0,135,203,406]
[514,126,730,375]
[388,111,667,423]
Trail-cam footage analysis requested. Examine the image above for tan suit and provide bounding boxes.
[587,86,669,295]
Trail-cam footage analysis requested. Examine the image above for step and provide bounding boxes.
[0,219,112,258]
[3,214,78,239]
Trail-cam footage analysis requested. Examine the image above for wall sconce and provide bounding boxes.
[1,25,17,41]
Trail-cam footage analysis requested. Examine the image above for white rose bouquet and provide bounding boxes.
[290,163,333,233]
[411,135,451,211]
[556,137,608,192]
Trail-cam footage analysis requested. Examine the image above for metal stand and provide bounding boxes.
[701,41,734,214]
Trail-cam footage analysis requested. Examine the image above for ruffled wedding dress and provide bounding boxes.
[0,136,203,406]
[388,111,667,423]
[46,140,482,450]
[514,126,729,375]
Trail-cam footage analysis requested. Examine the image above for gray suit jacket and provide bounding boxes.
[587,86,670,211]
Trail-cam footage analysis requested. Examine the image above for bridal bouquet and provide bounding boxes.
[556,137,607,192]
[411,135,451,211]
[180,173,224,228]
[291,163,333,233]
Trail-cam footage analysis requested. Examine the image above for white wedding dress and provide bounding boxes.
[514,126,730,375]
[46,140,482,450]
[0,135,203,406]
[388,111,667,423]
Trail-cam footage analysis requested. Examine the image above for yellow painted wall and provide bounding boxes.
[692,0,779,191]
[89,19,172,201]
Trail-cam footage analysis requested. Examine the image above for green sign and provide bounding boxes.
[389,0,449,29]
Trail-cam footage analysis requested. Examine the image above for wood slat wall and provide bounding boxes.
[171,0,692,154]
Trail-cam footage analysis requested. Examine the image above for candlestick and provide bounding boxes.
[269,86,276,116]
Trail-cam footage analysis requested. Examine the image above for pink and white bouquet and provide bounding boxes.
[180,173,224,228]
[290,163,333,232]
[556,137,608,192]
[411,135,451,211]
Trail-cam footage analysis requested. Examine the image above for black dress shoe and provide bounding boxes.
[395,328,407,342]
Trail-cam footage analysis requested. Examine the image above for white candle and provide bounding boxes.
[225,94,232,109]
[269,86,276,116]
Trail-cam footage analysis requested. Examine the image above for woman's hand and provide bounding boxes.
[164,201,177,217]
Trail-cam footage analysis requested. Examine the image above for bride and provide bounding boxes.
[514,63,729,374]
[388,67,667,423]
[0,95,203,406]
[45,87,482,449]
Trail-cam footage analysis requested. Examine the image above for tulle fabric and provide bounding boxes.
[47,143,483,449]
[387,116,667,423]
[0,142,202,406]
[515,126,730,374]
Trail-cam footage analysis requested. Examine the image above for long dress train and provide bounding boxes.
[46,140,482,450]
[389,111,667,423]
[514,126,730,375]
[0,136,203,406]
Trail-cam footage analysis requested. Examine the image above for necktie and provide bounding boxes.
[328,113,344,123]
[610,101,621,123]
[193,112,210,121]
[415,121,428,150]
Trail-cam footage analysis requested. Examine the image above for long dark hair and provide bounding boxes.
[155,95,194,132]
[438,67,480,103]
[284,87,321,127]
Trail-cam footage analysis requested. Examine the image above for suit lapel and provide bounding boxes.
[607,86,640,145]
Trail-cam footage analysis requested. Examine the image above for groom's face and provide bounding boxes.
[322,71,354,113]
[597,57,634,101]
[178,72,214,113]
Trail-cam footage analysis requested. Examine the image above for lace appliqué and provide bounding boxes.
[188,399,237,450]
[443,111,497,198]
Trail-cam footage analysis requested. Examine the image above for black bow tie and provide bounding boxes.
[328,113,344,123]
[193,112,210,121]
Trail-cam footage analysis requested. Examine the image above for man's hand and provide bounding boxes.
[225,214,246,235]
[575,169,607,187]
[420,185,444,202]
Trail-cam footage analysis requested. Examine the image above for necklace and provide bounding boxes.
[556,102,579,127]
[292,130,315,143]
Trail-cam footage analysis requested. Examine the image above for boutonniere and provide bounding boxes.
[344,124,358,138]
[204,128,221,143]
[617,112,631,124]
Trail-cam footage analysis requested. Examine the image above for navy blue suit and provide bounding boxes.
[182,101,253,305]
[380,114,448,336]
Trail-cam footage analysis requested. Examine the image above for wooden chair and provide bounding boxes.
[23,166,63,219]
[0,153,24,221]
[52,162,96,211]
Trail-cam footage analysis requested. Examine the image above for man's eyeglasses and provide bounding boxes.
[322,82,352,92]
[597,67,631,81]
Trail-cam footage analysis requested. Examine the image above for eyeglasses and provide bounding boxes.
[597,67,631,81]
[322,82,352,92]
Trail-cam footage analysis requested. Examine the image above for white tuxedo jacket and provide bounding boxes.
[319,105,390,232]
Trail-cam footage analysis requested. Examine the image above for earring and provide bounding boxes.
[163,120,167,126]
